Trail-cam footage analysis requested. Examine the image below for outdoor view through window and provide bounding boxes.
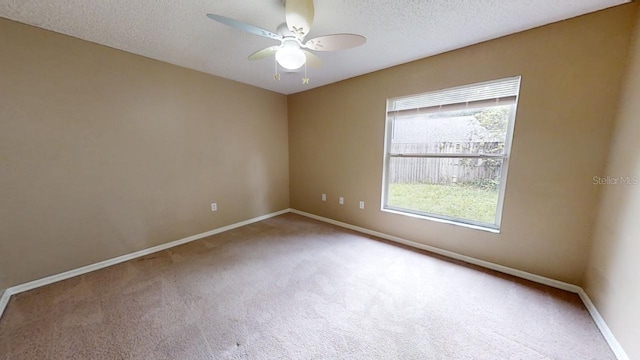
[382,77,521,230]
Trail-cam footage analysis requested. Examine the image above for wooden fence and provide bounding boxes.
[389,142,502,184]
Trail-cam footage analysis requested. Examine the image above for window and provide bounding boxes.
[381,77,521,231]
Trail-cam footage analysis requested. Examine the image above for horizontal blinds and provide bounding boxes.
[387,153,507,159]
[387,76,521,115]
[389,96,516,118]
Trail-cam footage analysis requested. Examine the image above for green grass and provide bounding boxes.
[388,183,499,224]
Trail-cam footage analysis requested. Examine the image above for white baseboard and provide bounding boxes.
[0,289,10,321]
[577,289,630,360]
[0,208,290,321]
[289,208,630,360]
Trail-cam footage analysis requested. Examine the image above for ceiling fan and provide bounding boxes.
[206,0,366,83]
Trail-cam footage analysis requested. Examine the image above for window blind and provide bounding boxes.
[387,76,521,115]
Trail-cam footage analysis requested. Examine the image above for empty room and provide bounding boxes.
[1,0,639,359]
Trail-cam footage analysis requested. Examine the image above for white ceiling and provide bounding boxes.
[0,0,629,95]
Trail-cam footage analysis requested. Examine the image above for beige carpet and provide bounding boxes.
[0,213,614,359]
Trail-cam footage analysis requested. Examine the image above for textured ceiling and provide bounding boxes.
[0,0,629,94]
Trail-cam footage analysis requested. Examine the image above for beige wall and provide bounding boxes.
[0,18,289,287]
[288,4,637,285]
[584,6,640,360]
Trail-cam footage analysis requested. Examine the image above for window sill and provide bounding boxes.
[380,207,501,234]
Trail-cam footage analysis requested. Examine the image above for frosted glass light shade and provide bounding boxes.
[275,46,306,70]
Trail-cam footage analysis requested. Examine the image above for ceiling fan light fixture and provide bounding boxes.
[275,42,306,70]
[207,0,366,82]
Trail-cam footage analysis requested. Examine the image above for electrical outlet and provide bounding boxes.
[211,203,217,212]
[359,201,365,209]
[339,197,344,205]
[322,193,327,201]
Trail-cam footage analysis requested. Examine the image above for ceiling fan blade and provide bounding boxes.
[285,0,314,38]
[304,34,366,51]
[206,14,282,41]
[248,46,280,60]
[303,50,322,68]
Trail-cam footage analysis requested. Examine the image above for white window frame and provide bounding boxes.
[381,77,521,232]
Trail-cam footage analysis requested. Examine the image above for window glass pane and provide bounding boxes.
[390,105,511,155]
[383,76,520,229]
[386,157,504,225]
